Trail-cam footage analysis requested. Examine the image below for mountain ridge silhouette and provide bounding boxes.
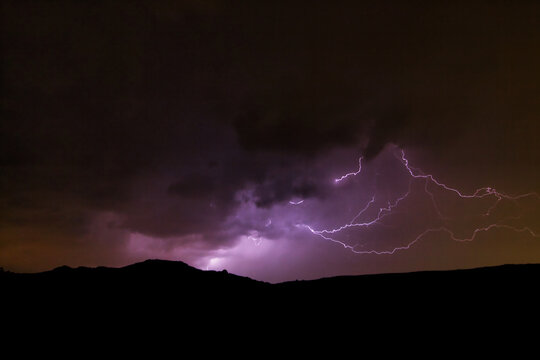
[3,259,539,334]
[3,258,540,284]
[3,259,539,301]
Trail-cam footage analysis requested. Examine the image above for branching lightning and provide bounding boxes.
[302,147,540,255]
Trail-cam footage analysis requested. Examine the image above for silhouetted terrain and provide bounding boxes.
[3,260,539,328]
[3,260,539,301]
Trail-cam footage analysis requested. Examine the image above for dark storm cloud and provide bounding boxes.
[2,0,540,273]
[253,175,325,208]
[168,174,216,199]
[226,1,540,163]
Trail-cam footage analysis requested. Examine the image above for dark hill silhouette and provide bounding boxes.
[3,260,540,294]
[1,259,269,307]
[3,260,540,329]
[3,260,539,303]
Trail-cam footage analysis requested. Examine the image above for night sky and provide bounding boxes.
[2,0,540,283]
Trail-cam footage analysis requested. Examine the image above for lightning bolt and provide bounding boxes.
[398,149,539,202]
[334,157,363,183]
[302,147,540,254]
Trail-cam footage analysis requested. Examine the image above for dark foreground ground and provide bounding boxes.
[2,260,539,343]
[3,260,539,310]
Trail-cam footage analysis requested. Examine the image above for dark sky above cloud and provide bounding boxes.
[1,0,540,282]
